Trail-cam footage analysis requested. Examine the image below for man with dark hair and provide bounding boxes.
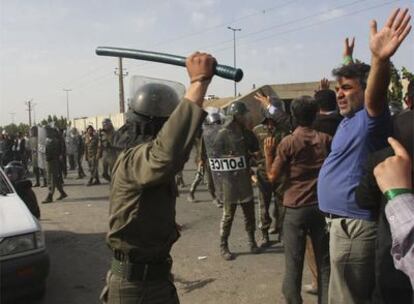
[262,95,331,304]
[318,9,411,304]
[313,79,343,137]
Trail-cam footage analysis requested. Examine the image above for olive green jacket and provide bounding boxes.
[107,99,206,261]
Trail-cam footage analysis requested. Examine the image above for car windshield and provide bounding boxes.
[0,170,14,195]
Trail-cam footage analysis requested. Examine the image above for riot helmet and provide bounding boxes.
[4,161,25,183]
[227,101,249,116]
[128,76,185,118]
[205,112,222,125]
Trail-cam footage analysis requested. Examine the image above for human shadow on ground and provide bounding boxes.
[174,275,216,294]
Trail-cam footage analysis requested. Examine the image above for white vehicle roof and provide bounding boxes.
[0,168,40,239]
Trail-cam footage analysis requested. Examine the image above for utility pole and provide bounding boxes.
[228,26,241,97]
[25,99,34,127]
[9,112,16,124]
[114,58,128,113]
[63,88,72,121]
[33,103,37,125]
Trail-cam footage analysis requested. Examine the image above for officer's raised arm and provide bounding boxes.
[115,52,216,187]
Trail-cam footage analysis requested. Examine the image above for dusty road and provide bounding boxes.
[21,159,316,304]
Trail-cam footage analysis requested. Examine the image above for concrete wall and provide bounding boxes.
[70,113,125,132]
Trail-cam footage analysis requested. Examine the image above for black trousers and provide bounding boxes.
[282,205,330,304]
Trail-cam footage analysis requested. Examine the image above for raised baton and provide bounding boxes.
[96,46,243,82]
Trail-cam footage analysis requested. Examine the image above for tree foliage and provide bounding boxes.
[39,115,69,129]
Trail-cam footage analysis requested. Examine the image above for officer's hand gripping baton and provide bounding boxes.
[96,46,243,82]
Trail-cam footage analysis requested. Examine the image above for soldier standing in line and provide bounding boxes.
[204,101,261,260]
[42,127,67,203]
[99,118,117,181]
[85,125,100,186]
[76,129,86,179]
[100,52,216,304]
[252,102,290,247]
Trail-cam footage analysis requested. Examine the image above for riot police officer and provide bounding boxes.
[42,127,67,203]
[100,52,216,304]
[187,112,222,207]
[204,101,261,260]
[253,109,289,247]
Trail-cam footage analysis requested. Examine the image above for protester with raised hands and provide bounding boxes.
[317,8,411,304]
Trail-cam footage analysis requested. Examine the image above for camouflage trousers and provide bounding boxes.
[220,200,256,238]
[87,158,99,181]
[257,172,285,234]
[100,271,180,304]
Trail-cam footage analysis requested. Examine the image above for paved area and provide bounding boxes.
[17,159,316,304]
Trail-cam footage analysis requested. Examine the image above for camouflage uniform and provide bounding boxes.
[85,132,100,185]
[99,128,117,181]
[253,123,288,244]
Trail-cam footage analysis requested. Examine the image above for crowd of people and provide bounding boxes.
[100,8,412,304]
[0,118,118,205]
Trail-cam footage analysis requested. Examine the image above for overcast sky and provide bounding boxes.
[1,0,413,126]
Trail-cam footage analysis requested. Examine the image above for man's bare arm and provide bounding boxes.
[365,8,411,117]
[264,137,278,183]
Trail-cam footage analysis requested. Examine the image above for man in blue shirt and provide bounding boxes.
[318,8,411,304]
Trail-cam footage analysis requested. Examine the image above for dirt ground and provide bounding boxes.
[20,158,316,304]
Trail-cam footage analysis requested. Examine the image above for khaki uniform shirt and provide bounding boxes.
[107,100,206,261]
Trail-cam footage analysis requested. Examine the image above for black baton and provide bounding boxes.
[96,46,243,82]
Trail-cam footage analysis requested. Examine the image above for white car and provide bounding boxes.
[0,168,49,302]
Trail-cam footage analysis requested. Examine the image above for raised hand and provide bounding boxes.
[343,37,355,58]
[370,8,412,60]
[254,92,271,108]
[319,78,330,91]
[374,137,412,192]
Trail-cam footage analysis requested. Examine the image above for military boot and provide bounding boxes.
[248,231,261,254]
[57,192,68,201]
[86,178,93,186]
[187,191,196,203]
[260,230,271,248]
[42,194,53,204]
[220,237,234,261]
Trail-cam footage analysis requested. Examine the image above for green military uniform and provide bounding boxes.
[98,128,117,181]
[253,123,288,243]
[85,132,100,185]
[101,99,206,304]
[42,132,66,203]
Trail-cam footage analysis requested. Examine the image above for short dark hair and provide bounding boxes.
[314,89,337,111]
[290,96,318,127]
[332,63,370,89]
